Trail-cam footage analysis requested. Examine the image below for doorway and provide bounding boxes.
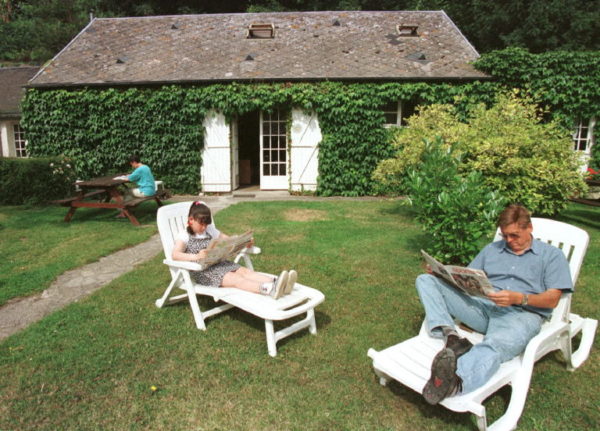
[238,111,260,187]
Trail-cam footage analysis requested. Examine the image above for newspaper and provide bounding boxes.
[420,250,494,298]
[196,230,254,268]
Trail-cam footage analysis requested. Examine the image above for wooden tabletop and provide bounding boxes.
[76,175,129,188]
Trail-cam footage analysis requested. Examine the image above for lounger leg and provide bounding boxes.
[475,412,488,431]
[307,308,317,335]
[568,317,598,370]
[265,319,277,357]
[155,271,183,308]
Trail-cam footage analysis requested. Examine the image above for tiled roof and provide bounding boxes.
[0,67,39,117]
[29,11,487,87]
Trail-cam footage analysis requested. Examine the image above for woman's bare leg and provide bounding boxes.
[234,266,274,283]
[221,271,261,293]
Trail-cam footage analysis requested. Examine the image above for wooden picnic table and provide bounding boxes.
[570,179,600,207]
[54,175,162,226]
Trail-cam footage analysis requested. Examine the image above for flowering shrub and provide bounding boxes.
[0,156,77,205]
[587,167,600,181]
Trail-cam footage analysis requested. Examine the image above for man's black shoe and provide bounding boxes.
[423,348,463,405]
[446,334,473,358]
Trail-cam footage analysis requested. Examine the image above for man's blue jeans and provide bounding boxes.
[415,274,543,394]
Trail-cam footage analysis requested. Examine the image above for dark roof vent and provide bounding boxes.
[247,23,274,39]
[245,54,255,61]
[171,23,179,30]
[397,24,419,37]
[406,52,427,62]
[116,56,127,64]
[332,19,341,26]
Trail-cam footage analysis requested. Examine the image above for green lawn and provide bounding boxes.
[1,201,598,430]
[0,202,159,306]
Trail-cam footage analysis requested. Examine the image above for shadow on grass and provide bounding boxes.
[558,205,600,231]
[159,295,332,354]
[53,201,160,225]
[381,379,476,430]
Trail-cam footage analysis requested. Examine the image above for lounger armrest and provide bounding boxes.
[163,259,207,271]
[521,321,569,367]
[242,246,261,255]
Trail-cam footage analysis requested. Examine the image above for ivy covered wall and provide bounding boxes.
[21,49,600,195]
[22,81,502,195]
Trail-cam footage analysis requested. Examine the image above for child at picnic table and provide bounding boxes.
[172,201,297,299]
[117,154,156,218]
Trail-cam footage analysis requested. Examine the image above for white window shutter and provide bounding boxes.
[201,111,232,192]
[290,109,321,192]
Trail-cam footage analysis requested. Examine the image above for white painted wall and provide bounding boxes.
[201,111,231,192]
[0,120,16,157]
[290,109,321,192]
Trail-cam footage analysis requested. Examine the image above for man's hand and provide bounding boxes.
[487,290,522,307]
[487,288,562,308]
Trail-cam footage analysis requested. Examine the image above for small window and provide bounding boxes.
[397,24,418,37]
[13,124,27,158]
[573,118,596,155]
[381,100,418,128]
[247,23,274,39]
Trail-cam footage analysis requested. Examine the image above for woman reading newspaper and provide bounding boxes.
[172,201,297,299]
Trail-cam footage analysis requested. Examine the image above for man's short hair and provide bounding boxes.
[497,204,531,229]
[128,154,141,164]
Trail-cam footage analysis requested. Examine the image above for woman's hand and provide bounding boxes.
[196,249,208,259]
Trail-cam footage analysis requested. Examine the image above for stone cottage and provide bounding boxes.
[27,11,487,192]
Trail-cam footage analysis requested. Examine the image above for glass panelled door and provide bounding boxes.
[260,109,288,189]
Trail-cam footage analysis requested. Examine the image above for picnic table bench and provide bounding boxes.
[570,179,600,207]
[53,175,162,226]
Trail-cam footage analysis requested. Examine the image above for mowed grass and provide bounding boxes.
[0,201,598,431]
[0,202,159,306]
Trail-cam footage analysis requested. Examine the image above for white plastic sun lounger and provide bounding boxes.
[368,218,597,431]
[155,201,325,356]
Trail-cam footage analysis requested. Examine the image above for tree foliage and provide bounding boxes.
[1,0,598,64]
[374,92,586,215]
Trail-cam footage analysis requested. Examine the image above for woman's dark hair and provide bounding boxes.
[128,154,141,164]
[187,201,212,235]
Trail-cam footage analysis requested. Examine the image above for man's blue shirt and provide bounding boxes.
[469,238,573,317]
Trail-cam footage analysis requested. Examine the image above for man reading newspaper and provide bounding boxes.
[416,204,573,405]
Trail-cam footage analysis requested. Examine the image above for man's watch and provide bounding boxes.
[520,293,529,306]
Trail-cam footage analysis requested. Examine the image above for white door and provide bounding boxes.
[230,117,239,190]
[201,111,231,192]
[260,109,288,190]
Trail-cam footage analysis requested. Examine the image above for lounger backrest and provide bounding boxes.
[493,217,590,324]
[156,201,215,260]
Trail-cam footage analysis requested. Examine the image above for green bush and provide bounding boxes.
[0,156,77,205]
[405,138,506,265]
[374,92,586,215]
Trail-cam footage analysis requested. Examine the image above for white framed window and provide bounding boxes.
[573,118,595,155]
[261,109,287,177]
[382,100,418,128]
[13,124,27,158]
